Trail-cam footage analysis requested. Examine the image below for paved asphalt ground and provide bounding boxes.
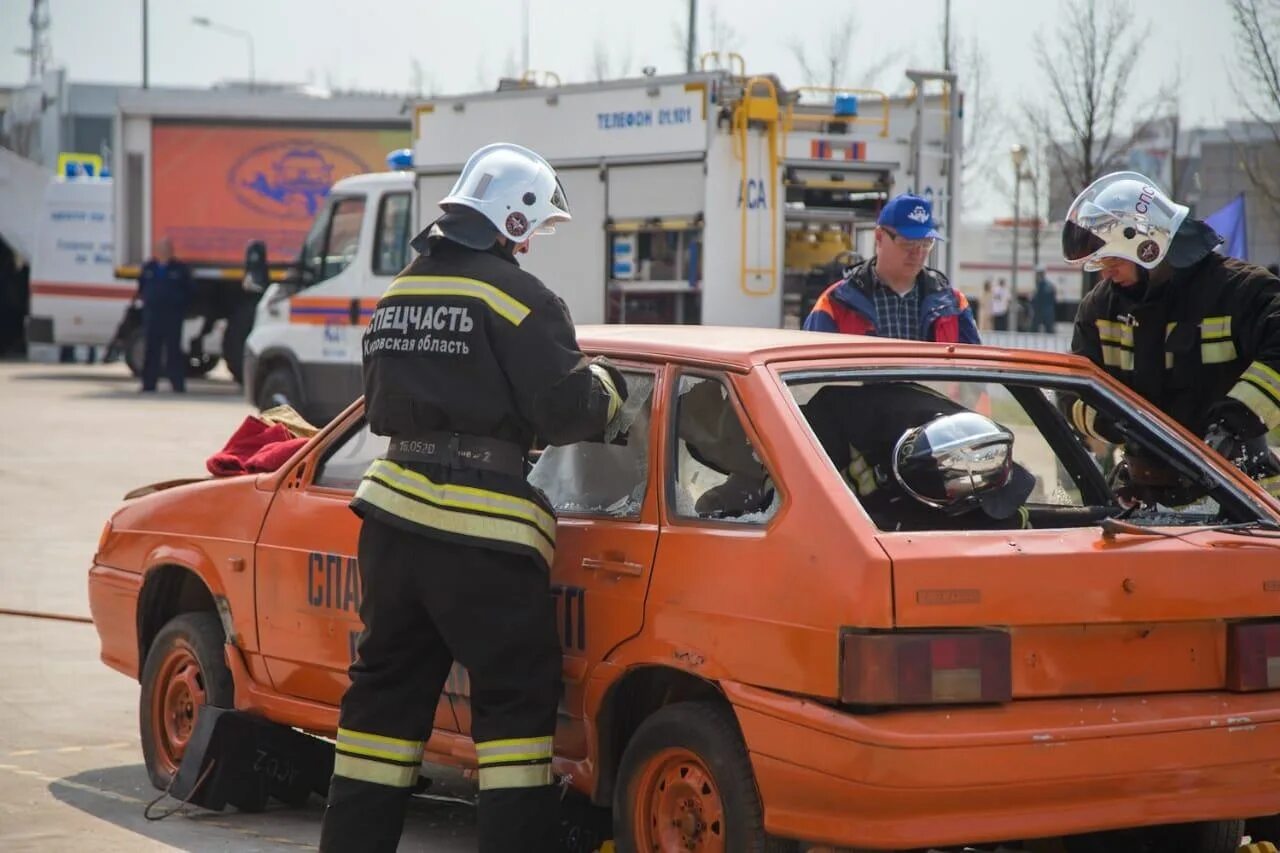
[0,359,477,851]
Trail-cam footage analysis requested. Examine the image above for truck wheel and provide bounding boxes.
[222,301,257,385]
[613,701,777,853]
[138,611,233,791]
[123,327,146,378]
[255,363,303,413]
[185,354,220,378]
[1064,819,1245,853]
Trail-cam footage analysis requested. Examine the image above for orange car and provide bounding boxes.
[90,326,1280,852]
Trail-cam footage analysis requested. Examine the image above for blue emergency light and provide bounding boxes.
[833,94,859,117]
[386,148,414,171]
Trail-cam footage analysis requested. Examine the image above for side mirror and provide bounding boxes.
[244,240,269,293]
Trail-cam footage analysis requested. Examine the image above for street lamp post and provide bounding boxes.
[1010,144,1026,298]
[192,16,255,92]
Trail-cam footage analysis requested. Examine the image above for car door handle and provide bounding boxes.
[581,556,644,577]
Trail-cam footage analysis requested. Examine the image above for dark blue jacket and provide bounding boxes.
[138,259,194,314]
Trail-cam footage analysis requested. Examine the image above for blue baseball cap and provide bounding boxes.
[877,194,945,241]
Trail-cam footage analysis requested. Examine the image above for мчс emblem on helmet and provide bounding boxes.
[908,205,930,224]
[505,212,529,237]
[1137,239,1160,263]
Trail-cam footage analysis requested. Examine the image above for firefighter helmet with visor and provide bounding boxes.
[1061,171,1189,271]
[438,143,571,244]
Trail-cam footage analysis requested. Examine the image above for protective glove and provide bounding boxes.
[586,357,633,443]
[1205,398,1266,465]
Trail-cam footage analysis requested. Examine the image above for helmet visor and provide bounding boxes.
[1062,220,1107,262]
[534,177,572,236]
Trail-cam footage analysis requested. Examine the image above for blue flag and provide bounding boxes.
[1204,193,1248,260]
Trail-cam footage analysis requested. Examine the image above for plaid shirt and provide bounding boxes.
[871,273,923,340]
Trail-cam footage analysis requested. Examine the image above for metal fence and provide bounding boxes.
[980,328,1073,354]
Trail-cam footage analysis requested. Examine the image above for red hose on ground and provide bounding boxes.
[0,607,93,624]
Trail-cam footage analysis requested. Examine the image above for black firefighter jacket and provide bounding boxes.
[1069,229,1280,445]
[350,233,623,570]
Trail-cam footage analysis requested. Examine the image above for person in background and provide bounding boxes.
[978,278,995,332]
[137,236,194,393]
[990,276,1011,331]
[1031,265,1058,333]
[803,194,979,343]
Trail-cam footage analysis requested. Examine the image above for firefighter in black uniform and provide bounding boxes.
[1061,171,1280,499]
[802,383,1036,531]
[318,143,627,853]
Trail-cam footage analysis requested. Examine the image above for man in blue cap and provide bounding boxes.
[803,194,979,343]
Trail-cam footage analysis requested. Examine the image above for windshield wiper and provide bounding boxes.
[1100,517,1280,542]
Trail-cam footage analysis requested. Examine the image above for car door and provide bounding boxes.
[254,413,458,731]
[446,365,662,762]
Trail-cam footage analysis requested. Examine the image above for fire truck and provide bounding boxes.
[242,63,961,423]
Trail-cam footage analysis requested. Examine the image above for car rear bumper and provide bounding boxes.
[88,563,142,678]
[723,680,1280,849]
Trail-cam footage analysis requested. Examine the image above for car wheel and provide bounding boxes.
[138,611,234,791]
[613,701,784,853]
[123,327,146,378]
[185,353,220,378]
[255,363,302,413]
[1064,819,1245,853]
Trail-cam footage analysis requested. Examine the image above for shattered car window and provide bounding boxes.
[672,374,778,524]
[528,371,655,518]
[787,371,1260,533]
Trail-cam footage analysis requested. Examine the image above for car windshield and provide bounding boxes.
[784,369,1267,533]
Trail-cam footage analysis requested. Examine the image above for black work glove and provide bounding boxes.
[1205,398,1266,463]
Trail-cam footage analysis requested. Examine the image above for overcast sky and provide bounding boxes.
[0,0,1253,219]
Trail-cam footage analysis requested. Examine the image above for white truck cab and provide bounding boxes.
[242,169,413,424]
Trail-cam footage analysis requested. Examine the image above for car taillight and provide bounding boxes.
[840,629,1012,706]
[1228,621,1280,691]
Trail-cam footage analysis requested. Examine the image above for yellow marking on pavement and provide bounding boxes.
[8,741,135,757]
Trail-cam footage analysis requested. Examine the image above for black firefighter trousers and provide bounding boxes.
[319,516,564,852]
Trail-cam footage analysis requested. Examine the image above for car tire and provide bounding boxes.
[1064,818,1245,853]
[138,611,234,792]
[613,701,789,853]
[123,327,146,378]
[255,363,303,414]
[185,353,220,378]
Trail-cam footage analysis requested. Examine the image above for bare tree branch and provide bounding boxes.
[788,11,891,91]
[1021,0,1163,204]
[1227,0,1280,224]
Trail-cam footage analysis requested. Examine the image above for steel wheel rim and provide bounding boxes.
[634,747,725,852]
[152,643,206,775]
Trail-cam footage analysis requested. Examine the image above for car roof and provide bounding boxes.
[576,325,1090,373]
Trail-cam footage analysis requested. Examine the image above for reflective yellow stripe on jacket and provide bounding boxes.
[1096,319,1134,371]
[1229,361,1280,431]
[1200,315,1237,364]
[355,459,556,566]
[332,727,423,789]
[384,275,532,326]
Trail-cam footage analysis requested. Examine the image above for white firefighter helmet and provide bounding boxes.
[438,142,570,244]
[1061,171,1189,271]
